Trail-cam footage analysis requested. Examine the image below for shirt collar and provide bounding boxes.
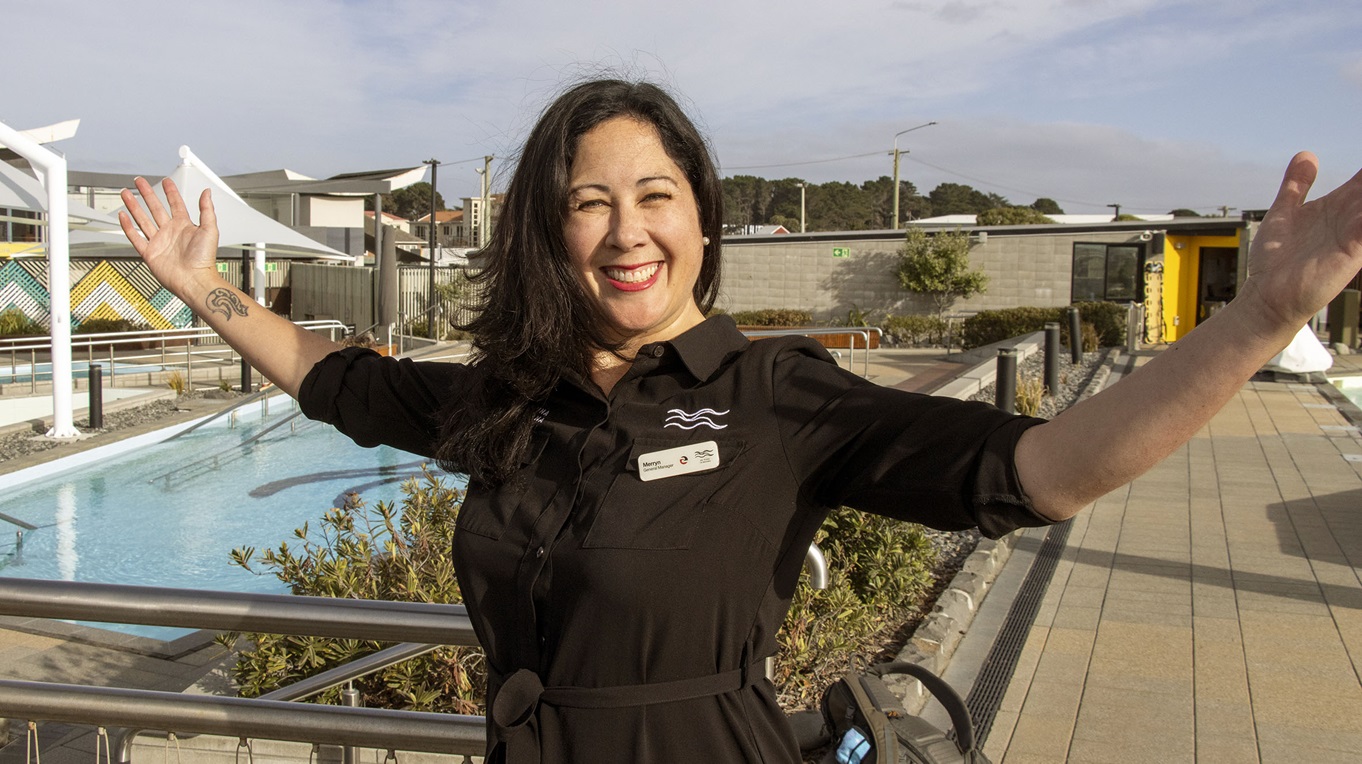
[656,315,749,382]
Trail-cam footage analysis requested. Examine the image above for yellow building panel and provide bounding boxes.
[1161,233,1241,341]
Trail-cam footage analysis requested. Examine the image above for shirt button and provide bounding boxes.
[535,546,545,559]
[650,345,664,358]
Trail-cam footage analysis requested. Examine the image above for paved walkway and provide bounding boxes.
[934,350,1362,763]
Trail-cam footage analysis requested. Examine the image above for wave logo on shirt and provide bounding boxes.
[664,408,729,430]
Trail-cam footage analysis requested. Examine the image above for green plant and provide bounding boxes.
[976,207,1054,226]
[74,317,152,334]
[218,379,233,392]
[221,471,486,713]
[961,303,1126,350]
[896,227,988,324]
[1016,376,1044,416]
[1070,301,1126,347]
[165,370,187,396]
[728,309,813,327]
[0,308,43,338]
[880,314,955,348]
[774,508,938,710]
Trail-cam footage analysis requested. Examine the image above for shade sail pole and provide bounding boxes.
[0,120,78,437]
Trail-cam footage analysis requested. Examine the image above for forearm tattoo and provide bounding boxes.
[206,288,250,321]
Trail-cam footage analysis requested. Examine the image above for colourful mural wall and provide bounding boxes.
[0,258,192,330]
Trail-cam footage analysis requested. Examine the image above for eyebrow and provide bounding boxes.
[567,175,681,195]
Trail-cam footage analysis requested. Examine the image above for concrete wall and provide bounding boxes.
[717,229,1151,321]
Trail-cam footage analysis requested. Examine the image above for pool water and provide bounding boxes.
[1337,376,1362,410]
[0,396,458,641]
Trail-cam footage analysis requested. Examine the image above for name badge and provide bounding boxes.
[637,440,720,482]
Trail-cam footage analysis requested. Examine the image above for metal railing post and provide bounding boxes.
[1044,322,1060,397]
[995,348,1017,414]
[342,684,361,764]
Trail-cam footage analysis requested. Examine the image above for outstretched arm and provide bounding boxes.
[1016,152,1362,520]
[119,177,341,398]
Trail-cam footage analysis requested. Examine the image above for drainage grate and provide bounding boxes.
[956,517,1073,746]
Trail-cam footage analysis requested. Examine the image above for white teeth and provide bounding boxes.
[604,263,660,283]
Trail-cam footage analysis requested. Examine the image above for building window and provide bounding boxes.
[1072,243,1142,302]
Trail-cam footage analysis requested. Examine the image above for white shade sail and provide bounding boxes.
[127,146,352,261]
[0,158,121,230]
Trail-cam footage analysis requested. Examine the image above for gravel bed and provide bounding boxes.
[0,399,181,464]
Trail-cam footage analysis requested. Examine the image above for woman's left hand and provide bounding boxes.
[1237,152,1362,343]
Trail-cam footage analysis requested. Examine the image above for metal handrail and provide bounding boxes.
[0,320,349,354]
[741,325,883,377]
[0,578,477,644]
[0,680,486,757]
[164,386,276,440]
[261,642,440,702]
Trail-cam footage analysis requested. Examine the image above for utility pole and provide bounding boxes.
[1107,203,1122,221]
[1218,205,1235,218]
[796,182,807,233]
[478,155,494,248]
[891,121,936,230]
[423,158,440,333]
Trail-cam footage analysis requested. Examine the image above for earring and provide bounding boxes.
[702,236,711,246]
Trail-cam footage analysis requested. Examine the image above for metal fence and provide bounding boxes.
[0,578,486,762]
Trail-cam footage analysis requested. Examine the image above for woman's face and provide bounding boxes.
[563,116,707,349]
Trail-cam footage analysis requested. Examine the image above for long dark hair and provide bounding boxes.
[436,79,724,485]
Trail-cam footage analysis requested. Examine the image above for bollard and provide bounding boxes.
[1044,322,1060,396]
[1126,303,1141,353]
[995,348,1017,414]
[89,364,104,429]
[1067,306,1082,363]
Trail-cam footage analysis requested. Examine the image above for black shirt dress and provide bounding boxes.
[298,315,1052,763]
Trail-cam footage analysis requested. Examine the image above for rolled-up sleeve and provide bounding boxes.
[297,347,473,459]
[773,342,1052,538]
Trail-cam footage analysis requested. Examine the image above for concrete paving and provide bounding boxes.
[929,349,1362,763]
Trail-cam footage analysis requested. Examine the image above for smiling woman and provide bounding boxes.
[119,76,1362,764]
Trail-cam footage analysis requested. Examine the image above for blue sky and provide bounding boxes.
[5,0,1359,215]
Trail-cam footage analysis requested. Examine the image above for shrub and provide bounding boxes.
[0,308,43,338]
[220,471,486,713]
[75,317,152,334]
[774,508,937,710]
[728,309,813,327]
[961,307,1061,350]
[1070,301,1126,347]
[880,314,954,348]
[961,303,1127,350]
[223,473,940,717]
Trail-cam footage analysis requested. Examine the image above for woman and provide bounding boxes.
[120,80,1362,763]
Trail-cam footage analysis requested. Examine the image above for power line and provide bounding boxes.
[721,150,885,171]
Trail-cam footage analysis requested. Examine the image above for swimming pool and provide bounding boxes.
[0,395,458,641]
[1336,375,1362,411]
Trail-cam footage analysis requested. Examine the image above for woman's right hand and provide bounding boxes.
[118,176,220,295]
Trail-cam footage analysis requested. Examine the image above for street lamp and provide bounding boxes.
[795,182,807,233]
[891,121,937,230]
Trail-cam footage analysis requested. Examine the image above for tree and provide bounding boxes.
[977,206,1055,225]
[373,182,445,221]
[927,183,1000,216]
[1031,197,1064,215]
[896,227,988,323]
[1168,208,1201,217]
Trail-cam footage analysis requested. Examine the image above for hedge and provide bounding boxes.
[960,302,1127,350]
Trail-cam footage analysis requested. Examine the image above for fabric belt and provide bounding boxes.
[490,663,761,762]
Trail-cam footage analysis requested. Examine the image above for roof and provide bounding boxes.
[416,209,464,224]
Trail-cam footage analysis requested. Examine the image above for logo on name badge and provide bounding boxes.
[638,440,720,482]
